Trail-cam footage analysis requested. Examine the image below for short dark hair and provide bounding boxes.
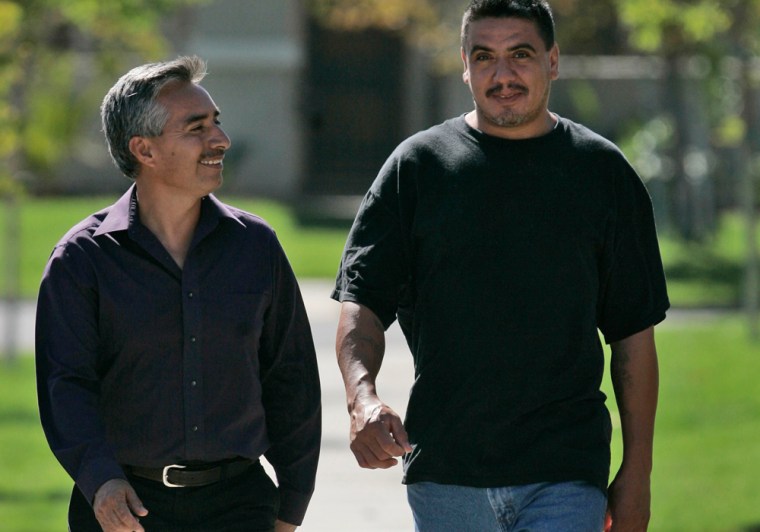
[461,0,555,51]
[100,55,207,178]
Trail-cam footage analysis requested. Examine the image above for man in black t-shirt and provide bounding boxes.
[332,1,668,530]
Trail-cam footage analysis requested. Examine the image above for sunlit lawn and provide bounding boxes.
[604,316,760,531]
[0,357,71,531]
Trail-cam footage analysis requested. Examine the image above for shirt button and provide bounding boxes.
[192,426,199,432]
[190,336,197,343]
[188,291,194,298]
[191,380,197,387]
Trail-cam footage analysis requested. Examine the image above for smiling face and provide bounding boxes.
[461,16,559,140]
[132,80,231,198]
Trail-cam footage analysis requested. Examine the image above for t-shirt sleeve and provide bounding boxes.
[597,159,670,343]
[331,160,412,330]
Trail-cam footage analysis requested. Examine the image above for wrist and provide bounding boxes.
[618,456,653,479]
[347,383,379,414]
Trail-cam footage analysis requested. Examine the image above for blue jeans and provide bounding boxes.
[407,481,606,532]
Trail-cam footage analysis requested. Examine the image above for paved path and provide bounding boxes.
[0,281,730,531]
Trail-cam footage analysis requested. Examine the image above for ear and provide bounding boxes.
[549,43,560,81]
[461,47,470,85]
[129,136,157,168]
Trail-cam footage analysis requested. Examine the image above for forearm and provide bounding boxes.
[36,260,125,503]
[261,318,321,525]
[37,359,126,502]
[260,263,322,525]
[336,301,411,467]
[266,413,320,525]
[610,326,659,472]
[336,301,387,409]
[275,519,297,532]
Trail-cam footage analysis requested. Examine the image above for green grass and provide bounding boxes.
[4,317,760,530]
[601,317,760,531]
[611,316,760,531]
[0,358,71,531]
[652,320,760,531]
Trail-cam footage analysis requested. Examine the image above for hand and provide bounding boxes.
[275,519,298,532]
[93,479,148,532]
[605,467,651,531]
[349,395,413,469]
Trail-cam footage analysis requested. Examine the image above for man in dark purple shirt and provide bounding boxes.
[36,56,321,532]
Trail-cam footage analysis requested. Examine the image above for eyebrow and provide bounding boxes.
[182,109,220,126]
[469,42,538,55]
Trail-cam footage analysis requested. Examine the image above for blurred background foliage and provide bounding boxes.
[0,0,757,222]
[0,0,202,193]
[1,0,759,349]
[1,0,757,234]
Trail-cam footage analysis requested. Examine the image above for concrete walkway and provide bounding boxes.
[0,281,730,531]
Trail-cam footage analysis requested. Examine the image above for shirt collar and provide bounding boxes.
[93,183,245,238]
[93,184,135,237]
[203,193,246,228]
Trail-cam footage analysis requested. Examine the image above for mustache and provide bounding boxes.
[486,83,528,97]
[201,148,226,158]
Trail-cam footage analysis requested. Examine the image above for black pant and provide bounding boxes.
[68,461,279,532]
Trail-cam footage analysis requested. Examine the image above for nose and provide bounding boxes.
[211,124,231,151]
[493,57,517,82]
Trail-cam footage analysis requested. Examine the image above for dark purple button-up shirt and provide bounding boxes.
[36,185,321,525]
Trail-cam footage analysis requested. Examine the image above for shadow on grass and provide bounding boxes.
[0,409,39,424]
[664,248,744,307]
[666,256,744,285]
[0,488,69,503]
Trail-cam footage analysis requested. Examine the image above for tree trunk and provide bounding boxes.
[2,193,21,363]
[741,57,759,341]
[663,52,693,240]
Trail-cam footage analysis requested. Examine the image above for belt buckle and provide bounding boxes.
[162,464,187,488]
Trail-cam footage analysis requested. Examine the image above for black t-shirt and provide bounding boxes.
[332,115,669,491]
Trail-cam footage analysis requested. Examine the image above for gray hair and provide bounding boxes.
[100,55,207,178]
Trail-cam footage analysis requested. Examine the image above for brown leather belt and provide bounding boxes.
[126,458,253,488]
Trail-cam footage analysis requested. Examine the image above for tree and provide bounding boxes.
[0,0,201,362]
[306,0,632,69]
[614,0,760,336]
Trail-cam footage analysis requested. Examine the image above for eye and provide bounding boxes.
[513,50,531,59]
[474,53,491,62]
